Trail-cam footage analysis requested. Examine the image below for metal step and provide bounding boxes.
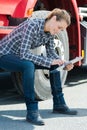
[0,26,15,30]
[80,21,87,65]
[0,26,15,34]
[79,7,87,13]
[79,7,87,18]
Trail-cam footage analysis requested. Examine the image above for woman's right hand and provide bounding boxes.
[51,59,65,66]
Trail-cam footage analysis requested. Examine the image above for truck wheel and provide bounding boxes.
[11,11,69,100]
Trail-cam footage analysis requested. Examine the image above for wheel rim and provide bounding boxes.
[37,37,65,82]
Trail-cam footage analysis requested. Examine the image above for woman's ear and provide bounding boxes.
[52,15,57,21]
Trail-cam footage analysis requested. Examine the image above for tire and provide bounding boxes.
[11,11,69,100]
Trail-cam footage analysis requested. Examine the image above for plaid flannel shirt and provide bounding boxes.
[0,18,60,68]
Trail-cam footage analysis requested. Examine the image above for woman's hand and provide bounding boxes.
[51,59,74,71]
[63,63,74,71]
[51,59,65,66]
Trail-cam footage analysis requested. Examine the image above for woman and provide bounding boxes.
[0,8,77,125]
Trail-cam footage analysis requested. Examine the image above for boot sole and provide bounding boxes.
[53,110,77,115]
[26,118,45,126]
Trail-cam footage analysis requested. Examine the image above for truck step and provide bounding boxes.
[0,26,15,29]
[0,26,15,34]
[79,7,87,18]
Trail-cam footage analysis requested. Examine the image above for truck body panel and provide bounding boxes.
[0,0,37,38]
[0,0,37,17]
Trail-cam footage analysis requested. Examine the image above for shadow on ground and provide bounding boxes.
[65,66,87,87]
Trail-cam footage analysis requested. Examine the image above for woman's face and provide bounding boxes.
[48,16,68,35]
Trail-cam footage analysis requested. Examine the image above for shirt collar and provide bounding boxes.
[41,20,52,37]
[39,19,45,34]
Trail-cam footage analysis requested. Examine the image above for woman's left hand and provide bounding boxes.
[64,63,74,71]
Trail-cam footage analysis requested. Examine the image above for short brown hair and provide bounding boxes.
[46,8,71,26]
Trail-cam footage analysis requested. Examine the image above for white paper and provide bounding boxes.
[50,56,83,73]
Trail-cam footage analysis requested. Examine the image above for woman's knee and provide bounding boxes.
[21,60,35,71]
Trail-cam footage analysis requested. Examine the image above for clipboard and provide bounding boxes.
[51,56,83,72]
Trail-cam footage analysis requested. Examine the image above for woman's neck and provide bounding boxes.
[44,20,50,32]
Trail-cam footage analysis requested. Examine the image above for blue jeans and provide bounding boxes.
[0,54,65,111]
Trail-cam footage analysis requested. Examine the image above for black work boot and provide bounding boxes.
[25,99,44,125]
[50,69,77,115]
[26,111,44,125]
[53,104,77,115]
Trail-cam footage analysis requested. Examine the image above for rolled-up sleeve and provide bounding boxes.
[46,37,60,59]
